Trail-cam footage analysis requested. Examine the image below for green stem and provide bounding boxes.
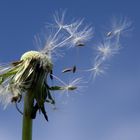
[22,90,34,140]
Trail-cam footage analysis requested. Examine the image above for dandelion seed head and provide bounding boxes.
[21,51,53,71]
[0,50,55,107]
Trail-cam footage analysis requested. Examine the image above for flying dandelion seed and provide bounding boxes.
[62,78,84,95]
[68,23,93,48]
[59,77,85,96]
[96,41,119,61]
[87,63,106,80]
[47,73,84,97]
[106,17,132,43]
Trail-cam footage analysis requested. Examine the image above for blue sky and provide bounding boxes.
[0,0,140,140]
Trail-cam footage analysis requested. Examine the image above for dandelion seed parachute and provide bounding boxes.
[106,17,132,42]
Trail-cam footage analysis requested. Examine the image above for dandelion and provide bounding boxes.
[0,11,131,140]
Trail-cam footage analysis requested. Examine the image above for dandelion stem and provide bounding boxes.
[22,90,34,140]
